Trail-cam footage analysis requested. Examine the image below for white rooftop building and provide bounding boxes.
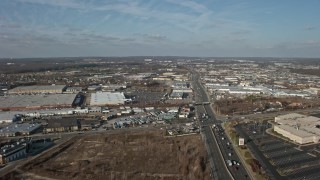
[274,113,320,144]
[8,85,66,94]
[90,92,131,106]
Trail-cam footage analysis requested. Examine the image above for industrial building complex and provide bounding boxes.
[274,113,320,144]
[8,85,67,94]
[90,92,130,106]
[0,139,28,164]
[0,94,78,110]
[0,123,41,137]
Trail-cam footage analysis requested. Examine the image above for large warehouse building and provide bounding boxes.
[90,92,131,106]
[0,123,41,137]
[274,113,320,144]
[0,94,77,110]
[8,85,66,94]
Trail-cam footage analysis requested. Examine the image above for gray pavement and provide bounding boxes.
[193,71,250,180]
[235,125,284,180]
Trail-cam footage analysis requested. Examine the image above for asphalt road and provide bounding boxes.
[192,71,250,180]
[202,125,227,179]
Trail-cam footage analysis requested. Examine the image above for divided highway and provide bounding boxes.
[192,71,250,180]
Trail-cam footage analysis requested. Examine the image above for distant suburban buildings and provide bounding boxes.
[274,113,320,144]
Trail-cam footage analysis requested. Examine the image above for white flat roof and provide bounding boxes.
[275,113,320,126]
[276,113,307,120]
[9,85,66,92]
[90,92,127,105]
[275,113,320,138]
[277,124,315,138]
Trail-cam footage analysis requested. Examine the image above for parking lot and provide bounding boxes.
[286,164,320,180]
[236,122,320,180]
[279,158,320,176]
[126,91,166,104]
[265,148,302,159]
[262,142,294,152]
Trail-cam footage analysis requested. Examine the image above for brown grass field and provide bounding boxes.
[5,130,210,180]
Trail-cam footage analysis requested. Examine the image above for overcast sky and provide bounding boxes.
[0,0,320,58]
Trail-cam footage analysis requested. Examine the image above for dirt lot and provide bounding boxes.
[7,130,210,180]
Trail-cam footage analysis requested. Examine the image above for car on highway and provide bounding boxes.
[232,160,237,165]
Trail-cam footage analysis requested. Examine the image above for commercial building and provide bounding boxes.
[172,89,193,93]
[153,76,173,81]
[0,139,28,164]
[0,138,53,164]
[274,113,320,144]
[43,118,100,133]
[8,85,66,94]
[0,112,22,124]
[101,84,127,91]
[205,84,269,96]
[0,109,88,122]
[170,92,184,100]
[172,82,190,89]
[24,109,75,117]
[88,106,102,113]
[170,81,192,99]
[65,87,82,93]
[0,123,41,137]
[90,92,131,106]
[0,94,77,110]
[87,85,101,91]
[44,119,79,133]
